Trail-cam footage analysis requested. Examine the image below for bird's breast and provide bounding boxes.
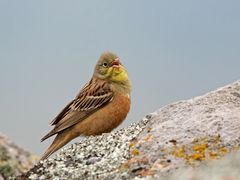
[75,92,131,136]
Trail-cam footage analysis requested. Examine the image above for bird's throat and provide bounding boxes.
[109,66,129,83]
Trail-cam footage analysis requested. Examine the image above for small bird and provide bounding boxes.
[41,52,131,160]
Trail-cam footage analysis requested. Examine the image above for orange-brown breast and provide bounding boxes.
[72,91,131,136]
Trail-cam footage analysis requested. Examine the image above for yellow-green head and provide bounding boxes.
[94,52,131,93]
[94,52,128,82]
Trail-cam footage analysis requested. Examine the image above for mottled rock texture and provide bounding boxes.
[0,134,38,179]
[159,152,240,180]
[17,80,240,180]
[127,80,240,178]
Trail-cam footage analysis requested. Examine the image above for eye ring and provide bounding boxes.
[102,62,108,67]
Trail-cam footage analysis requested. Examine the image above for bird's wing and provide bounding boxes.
[41,78,113,141]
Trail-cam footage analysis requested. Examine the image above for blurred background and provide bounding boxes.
[0,0,239,155]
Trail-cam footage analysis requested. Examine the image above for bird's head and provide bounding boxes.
[94,52,130,85]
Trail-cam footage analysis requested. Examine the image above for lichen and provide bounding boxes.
[0,146,16,178]
[131,149,140,156]
[0,161,15,178]
[0,146,10,161]
[171,136,233,165]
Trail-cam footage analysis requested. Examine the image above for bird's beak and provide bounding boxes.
[112,58,120,67]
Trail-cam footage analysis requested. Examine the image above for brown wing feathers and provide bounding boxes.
[41,78,113,142]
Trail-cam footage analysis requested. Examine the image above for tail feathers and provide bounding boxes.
[41,129,58,142]
[41,130,74,160]
[41,147,55,160]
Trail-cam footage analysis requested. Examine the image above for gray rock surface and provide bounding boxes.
[0,134,38,179]
[17,80,240,179]
[128,80,240,177]
[161,152,240,180]
[17,119,149,180]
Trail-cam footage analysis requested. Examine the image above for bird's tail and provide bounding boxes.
[41,129,75,160]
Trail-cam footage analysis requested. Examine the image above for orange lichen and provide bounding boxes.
[193,143,208,152]
[190,152,205,161]
[171,136,235,164]
[172,146,187,159]
[189,143,208,161]
[131,149,140,156]
[219,147,228,154]
[147,128,152,133]
[129,139,138,148]
[208,151,219,159]
[144,134,153,142]
[125,134,240,176]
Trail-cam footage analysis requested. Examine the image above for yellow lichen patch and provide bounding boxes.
[129,139,138,148]
[219,147,228,154]
[207,147,229,160]
[147,128,152,133]
[171,143,207,163]
[172,145,187,159]
[193,143,208,152]
[144,134,153,142]
[189,152,205,161]
[208,151,219,159]
[189,143,208,161]
[131,148,140,156]
[171,136,238,165]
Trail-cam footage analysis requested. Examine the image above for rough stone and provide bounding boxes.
[160,152,240,180]
[0,134,39,179]
[125,80,240,179]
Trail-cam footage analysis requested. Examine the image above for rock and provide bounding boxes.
[0,134,39,179]
[125,80,240,178]
[160,152,240,180]
[16,80,240,179]
[17,119,150,180]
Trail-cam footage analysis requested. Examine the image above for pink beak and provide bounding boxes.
[112,58,120,66]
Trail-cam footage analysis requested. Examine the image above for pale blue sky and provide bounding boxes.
[0,1,240,155]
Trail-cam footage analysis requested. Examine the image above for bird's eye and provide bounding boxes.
[102,62,108,67]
